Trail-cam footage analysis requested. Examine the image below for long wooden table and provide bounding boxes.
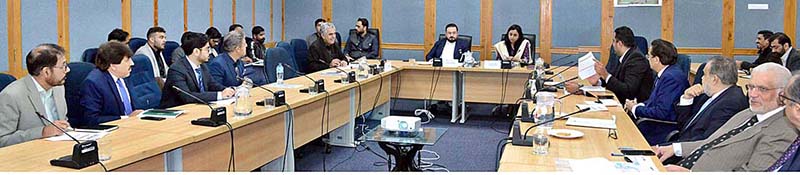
[497,68,666,172]
[0,61,658,172]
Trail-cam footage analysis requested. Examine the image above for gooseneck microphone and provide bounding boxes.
[171,86,227,127]
[511,107,590,146]
[236,77,286,107]
[29,97,100,169]
[316,59,356,84]
[281,63,325,93]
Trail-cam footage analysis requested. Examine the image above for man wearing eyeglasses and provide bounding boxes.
[764,73,800,171]
[770,32,800,72]
[0,43,71,147]
[654,63,797,171]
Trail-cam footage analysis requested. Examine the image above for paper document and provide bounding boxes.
[580,86,606,92]
[483,60,501,69]
[576,103,608,112]
[210,97,236,106]
[566,117,617,129]
[320,70,347,77]
[139,109,184,119]
[624,156,659,172]
[267,83,304,89]
[578,52,598,80]
[586,99,621,107]
[46,131,109,141]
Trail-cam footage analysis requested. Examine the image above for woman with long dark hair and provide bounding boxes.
[494,24,531,62]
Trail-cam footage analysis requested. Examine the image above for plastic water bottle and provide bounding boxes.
[276,64,284,84]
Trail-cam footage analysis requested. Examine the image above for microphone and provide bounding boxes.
[237,77,285,107]
[511,107,591,146]
[316,59,357,84]
[171,86,227,127]
[544,61,578,81]
[281,63,325,93]
[546,54,574,71]
[29,98,99,169]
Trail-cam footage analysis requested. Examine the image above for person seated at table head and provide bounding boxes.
[205,27,222,58]
[0,43,71,147]
[160,32,235,108]
[107,28,130,44]
[494,24,532,63]
[135,26,169,81]
[769,32,800,72]
[426,23,471,62]
[653,63,796,172]
[673,56,748,143]
[209,30,248,87]
[344,18,380,60]
[306,18,341,47]
[623,39,689,145]
[737,30,779,70]
[564,26,654,104]
[74,42,144,127]
[307,22,348,73]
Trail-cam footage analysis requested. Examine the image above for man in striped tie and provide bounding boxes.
[653,63,797,171]
[75,41,144,127]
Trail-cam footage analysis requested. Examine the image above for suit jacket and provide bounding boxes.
[785,48,800,72]
[135,43,168,78]
[601,49,654,103]
[307,39,346,73]
[72,69,134,127]
[740,48,779,70]
[160,56,228,108]
[673,86,749,142]
[634,65,689,144]
[681,108,797,171]
[344,32,380,59]
[246,37,267,61]
[208,53,245,87]
[425,39,471,61]
[0,76,67,147]
[779,129,800,172]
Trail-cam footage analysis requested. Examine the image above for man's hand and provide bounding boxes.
[624,99,637,112]
[735,60,743,69]
[586,74,600,85]
[331,59,342,67]
[654,145,676,162]
[594,61,609,79]
[241,57,253,63]
[682,84,704,99]
[222,88,236,98]
[665,165,690,172]
[42,120,70,138]
[565,82,582,94]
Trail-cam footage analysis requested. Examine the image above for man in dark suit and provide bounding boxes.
[74,42,144,127]
[307,22,348,73]
[208,30,246,87]
[765,73,800,172]
[425,23,471,61]
[770,32,800,72]
[623,39,689,145]
[737,30,780,70]
[160,32,235,108]
[673,56,749,143]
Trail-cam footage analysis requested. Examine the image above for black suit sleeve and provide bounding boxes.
[426,40,441,61]
[168,67,218,103]
[202,66,227,91]
[604,55,650,101]
[307,42,329,73]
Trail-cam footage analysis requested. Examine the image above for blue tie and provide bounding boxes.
[195,68,205,92]
[116,79,132,115]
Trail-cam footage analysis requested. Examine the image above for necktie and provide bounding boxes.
[116,79,132,115]
[769,137,800,171]
[195,68,205,92]
[684,97,714,130]
[677,115,760,169]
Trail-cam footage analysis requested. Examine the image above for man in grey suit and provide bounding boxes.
[654,63,797,171]
[770,32,800,72]
[0,43,71,147]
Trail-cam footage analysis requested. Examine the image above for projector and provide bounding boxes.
[381,116,422,134]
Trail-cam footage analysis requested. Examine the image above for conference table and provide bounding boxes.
[0,60,656,172]
[497,68,666,172]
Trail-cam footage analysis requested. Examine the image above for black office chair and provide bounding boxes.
[438,34,473,46]
[499,33,537,60]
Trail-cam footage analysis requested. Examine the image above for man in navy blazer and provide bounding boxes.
[75,41,144,127]
[625,39,689,145]
[673,56,749,143]
[161,32,235,108]
[208,30,247,87]
[425,23,470,61]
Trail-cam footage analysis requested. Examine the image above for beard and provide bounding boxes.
[49,75,66,86]
[447,37,457,42]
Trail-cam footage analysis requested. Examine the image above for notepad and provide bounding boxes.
[46,131,109,141]
[566,117,617,129]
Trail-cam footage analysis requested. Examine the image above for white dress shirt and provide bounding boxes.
[441,41,456,61]
[782,47,793,67]
[32,79,58,122]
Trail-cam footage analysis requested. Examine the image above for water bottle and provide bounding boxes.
[276,64,284,84]
[534,57,545,78]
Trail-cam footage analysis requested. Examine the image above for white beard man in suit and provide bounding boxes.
[0,43,71,147]
[654,63,797,171]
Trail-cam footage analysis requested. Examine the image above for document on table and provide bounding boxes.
[566,117,617,129]
[555,157,657,172]
[585,99,622,107]
[579,86,606,92]
[576,103,608,112]
[210,97,236,106]
[46,131,109,141]
[267,83,304,89]
[578,52,598,80]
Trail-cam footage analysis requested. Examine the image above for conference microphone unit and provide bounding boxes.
[512,107,590,146]
[316,59,357,84]
[544,61,579,81]
[282,63,325,93]
[27,97,100,169]
[171,86,227,127]
[432,57,443,67]
[237,77,285,107]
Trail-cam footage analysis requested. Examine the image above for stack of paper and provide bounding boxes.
[576,103,608,112]
[578,52,598,80]
[585,99,621,107]
[46,131,109,141]
[566,117,617,129]
[579,86,606,92]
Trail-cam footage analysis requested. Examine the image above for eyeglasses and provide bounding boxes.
[746,84,781,93]
[780,91,800,105]
[608,128,618,140]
